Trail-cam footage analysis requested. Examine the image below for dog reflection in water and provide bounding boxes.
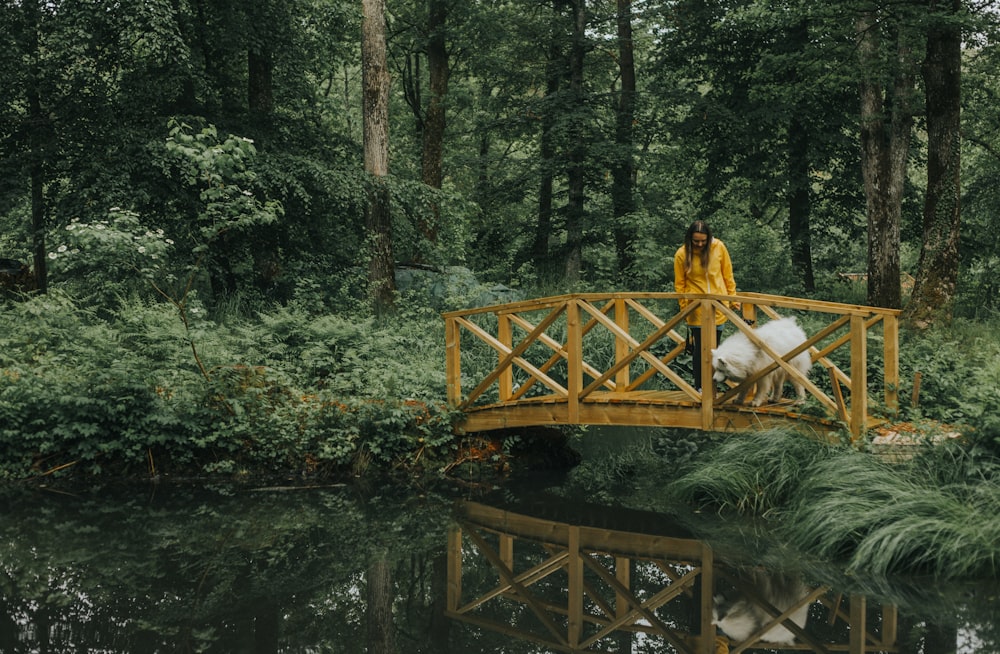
[712,567,810,646]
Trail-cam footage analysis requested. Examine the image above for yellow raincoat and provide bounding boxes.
[673,238,738,326]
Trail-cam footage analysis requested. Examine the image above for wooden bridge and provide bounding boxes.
[443,292,900,441]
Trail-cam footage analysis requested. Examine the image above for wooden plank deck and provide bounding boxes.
[455,390,860,436]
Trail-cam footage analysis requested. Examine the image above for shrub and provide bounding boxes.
[0,291,458,481]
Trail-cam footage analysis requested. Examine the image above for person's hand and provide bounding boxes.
[731,301,742,312]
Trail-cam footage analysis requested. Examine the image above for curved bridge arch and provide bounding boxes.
[443,292,900,441]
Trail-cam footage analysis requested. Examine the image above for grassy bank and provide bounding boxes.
[566,429,1000,579]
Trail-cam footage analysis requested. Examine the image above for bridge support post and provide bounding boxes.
[615,298,630,390]
[445,317,461,406]
[498,314,512,402]
[850,594,866,654]
[700,298,716,431]
[883,315,899,415]
[699,544,715,654]
[567,299,582,423]
[850,315,867,441]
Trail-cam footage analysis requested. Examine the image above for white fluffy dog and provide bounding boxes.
[711,317,811,406]
[713,569,811,645]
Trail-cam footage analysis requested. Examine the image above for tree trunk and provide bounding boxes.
[248,48,274,116]
[475,91,490,206]
[366,555,396,654]
[30,94,47,295]
[564,0,586,283]
[788,113,814,292]
[362,0,395,314]
[427,550,451,652]
[611,0,637,282]
[904,0,962,329]
[533,39,560,281]
[23,0,48,293]
[419,0,449,245]
[856,9,914,309]
[246,0,274,119]
[787,19,814,292]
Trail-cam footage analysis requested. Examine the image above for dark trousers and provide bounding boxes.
[689,326,723,389]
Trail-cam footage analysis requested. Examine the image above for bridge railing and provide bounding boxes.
[443,292,900,439]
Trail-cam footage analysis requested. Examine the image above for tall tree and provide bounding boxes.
[533,11,563,281]
[6,0,53,293]
[25,0,48,294]
[247,3,277,121]
[420,0,449,245]
[786,17,815,292]
[611,0,637,282]
[904,0,963,328]
[362,0,395,313]
[564,0,587,283]
[856,5,918,309]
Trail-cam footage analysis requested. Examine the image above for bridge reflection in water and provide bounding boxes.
[447,501,898,654]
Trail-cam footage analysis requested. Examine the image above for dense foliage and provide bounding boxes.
[1,0,999,483]
[0,290,467,481]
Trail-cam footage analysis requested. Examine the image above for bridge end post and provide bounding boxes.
[883,314,899,416]
[850,314,867,443]
[445,317,461,407]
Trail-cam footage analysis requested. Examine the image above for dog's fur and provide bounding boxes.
[712,569,810,645]
[711,317,811,406]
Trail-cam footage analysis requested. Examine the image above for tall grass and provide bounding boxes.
[667,430,834,516]
[665,432,1000,579]
[783,454,1000,577]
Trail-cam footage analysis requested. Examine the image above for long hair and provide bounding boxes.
[684,220,713,274]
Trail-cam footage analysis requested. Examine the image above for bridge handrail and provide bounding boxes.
[443,292,900,439]
[442,291,902,319]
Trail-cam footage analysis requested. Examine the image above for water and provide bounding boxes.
[1,469,997,653]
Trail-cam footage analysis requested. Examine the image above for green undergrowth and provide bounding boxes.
[0,291,462,482]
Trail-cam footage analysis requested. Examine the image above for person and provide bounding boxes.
[673,220,739,390]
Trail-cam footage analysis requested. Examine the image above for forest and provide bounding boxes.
[1,0,1000,482]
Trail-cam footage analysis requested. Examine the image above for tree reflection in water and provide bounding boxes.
[0,484,995,653]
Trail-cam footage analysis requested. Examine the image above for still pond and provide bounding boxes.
[1,432,997,653]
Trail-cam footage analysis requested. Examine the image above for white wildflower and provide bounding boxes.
[57,245,67,252]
